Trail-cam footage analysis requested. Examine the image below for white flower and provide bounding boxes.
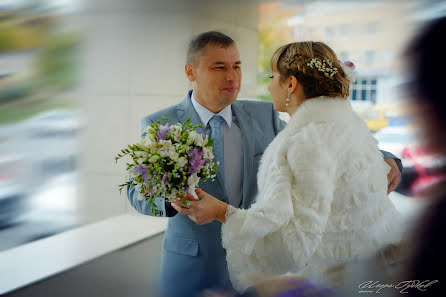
[169,151,180,162]
[202,135,209,147]
[160,139,173,148]
[159,140,174,157]
[187,130,202,146]
[203,146,214,159]
[187,173,200,187]
[170,125,182,139]
[128,168,137,179]
[177,156,188,168]
[148,155,160,163]
[145,125,156,135]
[142,133,156,149]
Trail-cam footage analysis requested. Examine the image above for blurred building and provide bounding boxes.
[286,1,418,107]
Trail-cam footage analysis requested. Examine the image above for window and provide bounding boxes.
[340,24,350,38]
[365,50,375,65]
[351,77,378,103]
[325,26,335,40]
[362,22,377,35]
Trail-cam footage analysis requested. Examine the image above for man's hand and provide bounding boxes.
[384,158,401,194]
[171,189,228,224]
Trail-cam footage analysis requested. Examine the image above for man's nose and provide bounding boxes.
[226,68,237,82]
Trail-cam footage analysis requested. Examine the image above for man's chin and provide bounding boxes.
[220,92,239,104]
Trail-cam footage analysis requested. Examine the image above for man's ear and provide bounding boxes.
[185,64,195,82]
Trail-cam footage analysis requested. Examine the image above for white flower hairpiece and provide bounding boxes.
[307,58,338,77]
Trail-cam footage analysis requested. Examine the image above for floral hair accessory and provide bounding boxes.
[307,58,338,77]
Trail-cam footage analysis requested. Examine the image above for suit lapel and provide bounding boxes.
[177,90,205,134]
[232,101,254,208]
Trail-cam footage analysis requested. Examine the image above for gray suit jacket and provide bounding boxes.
[127,91,285,297]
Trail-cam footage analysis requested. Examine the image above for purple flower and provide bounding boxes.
[156,123,171,140]
[162,174,169,185]
[134,164,148,175]
[342,60,355,70]
[134,164,150,182]
[187,147,207,174]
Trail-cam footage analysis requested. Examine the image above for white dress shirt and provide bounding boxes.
[191,92,244,207]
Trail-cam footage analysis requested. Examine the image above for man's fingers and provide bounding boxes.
[387,172,399,194]
[388,180,397,194]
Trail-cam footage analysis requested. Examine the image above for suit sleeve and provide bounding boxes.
[380,150,403,174]
[272,106,287,135]
[126,117,178,217]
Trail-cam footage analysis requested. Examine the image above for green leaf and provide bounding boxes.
[206,139,214,147]
[182,118,191,133]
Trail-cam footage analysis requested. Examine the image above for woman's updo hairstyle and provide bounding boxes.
[270,41,351,99]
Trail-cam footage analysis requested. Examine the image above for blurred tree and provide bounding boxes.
[257,3,296,102]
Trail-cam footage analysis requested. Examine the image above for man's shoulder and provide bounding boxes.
[236,100,276,119]
[237,99,274,111]
[141,103,181,126]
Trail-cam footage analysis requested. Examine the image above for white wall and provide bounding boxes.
[75,0,259,224]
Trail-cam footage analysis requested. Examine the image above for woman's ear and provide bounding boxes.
[288,75,299,94]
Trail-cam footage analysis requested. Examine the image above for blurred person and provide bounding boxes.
[172,41,404,294]
[201,275,341,297]
[127,32,402,297]
[397,16,446,296]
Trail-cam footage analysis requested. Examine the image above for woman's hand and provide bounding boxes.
[171,189,229,224]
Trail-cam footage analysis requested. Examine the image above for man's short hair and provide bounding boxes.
[186,31,235,65]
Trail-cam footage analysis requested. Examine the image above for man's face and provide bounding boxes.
[186,44,242,113]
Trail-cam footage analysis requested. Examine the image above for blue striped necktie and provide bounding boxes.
[209,115,225,186]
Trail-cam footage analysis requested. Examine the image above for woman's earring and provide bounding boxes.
[286,97,290,107]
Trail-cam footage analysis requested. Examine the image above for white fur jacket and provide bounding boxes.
[221,97,403,292]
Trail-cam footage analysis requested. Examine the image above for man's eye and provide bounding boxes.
[269,75,273,79]
[234,65,241,70]
[215,67,224,70]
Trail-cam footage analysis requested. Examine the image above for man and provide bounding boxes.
[127,31,402,297]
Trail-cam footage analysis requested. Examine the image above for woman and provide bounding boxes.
[172,41,402,293]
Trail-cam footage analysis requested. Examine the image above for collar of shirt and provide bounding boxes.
[191,91,232,128]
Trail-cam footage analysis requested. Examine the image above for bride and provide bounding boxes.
[171,41,403,293]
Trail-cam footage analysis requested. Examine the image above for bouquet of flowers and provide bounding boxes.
[115,117,218,215]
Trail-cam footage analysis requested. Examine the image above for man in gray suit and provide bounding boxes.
[127,31,402,297]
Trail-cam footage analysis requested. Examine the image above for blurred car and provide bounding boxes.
[0,109,83,228]
[0,154,29,227]
[360,108,389,132]
[401,146,446,198]
[359,104,415,132]
[19,109,84,187]
[374,125,446,197]
[374,126,420,159]
[374,126,420,197]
